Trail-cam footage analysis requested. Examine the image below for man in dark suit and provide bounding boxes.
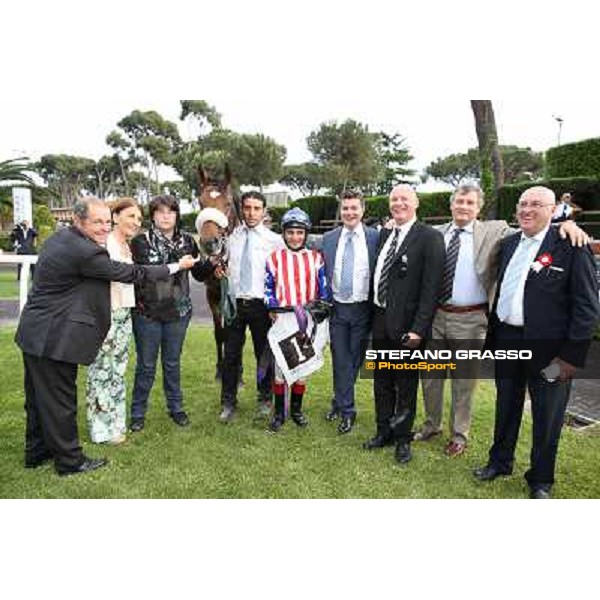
[474,186,599,498]
[364,184,445,464]
[15,198,198,476]
[322,190,379,434]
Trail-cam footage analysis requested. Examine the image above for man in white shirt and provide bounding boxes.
[474,186,599,498]
[219,191,284,423]
[416,183,589,458]
[364,185,445,466]
[322,191,379,434]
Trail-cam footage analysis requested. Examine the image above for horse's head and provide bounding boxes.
[196,164,238,258]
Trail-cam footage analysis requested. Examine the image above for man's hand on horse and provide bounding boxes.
[213,265,227,279]
[178,255,200,270]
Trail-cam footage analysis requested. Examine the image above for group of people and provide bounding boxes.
[15,183,599,498]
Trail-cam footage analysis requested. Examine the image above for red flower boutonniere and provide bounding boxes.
[531,252,553,273]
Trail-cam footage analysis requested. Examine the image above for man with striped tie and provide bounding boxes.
[474,186,599,498]
[415,183,588,458]
[364,185,445,465]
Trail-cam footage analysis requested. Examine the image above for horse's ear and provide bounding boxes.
[224,163,232,186]
[198,164,209,189]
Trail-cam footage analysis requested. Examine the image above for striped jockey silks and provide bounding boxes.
[265,247,331,308]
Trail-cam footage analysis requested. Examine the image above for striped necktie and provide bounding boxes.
[377,227,400,306]
[439,228,464,304]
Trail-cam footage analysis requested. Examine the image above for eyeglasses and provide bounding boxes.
[516,202,555,210]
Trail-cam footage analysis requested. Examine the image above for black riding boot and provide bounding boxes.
[269,387,285,433]
[290,384,308,427]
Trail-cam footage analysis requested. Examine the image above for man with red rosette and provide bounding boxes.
[474,186,600,498]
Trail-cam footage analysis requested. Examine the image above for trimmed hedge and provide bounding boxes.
[497,177,600,222]
[291,196,338,224]
[365,192,452,220]
[546,138,600,179]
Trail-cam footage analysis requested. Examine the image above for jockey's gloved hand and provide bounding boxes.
[306,300,332,324]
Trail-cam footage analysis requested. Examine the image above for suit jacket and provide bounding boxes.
[436,219,512,301]
[15,226,170,365]
[378,221,445,339]
[488,226,599,369]
[322,224,379,301]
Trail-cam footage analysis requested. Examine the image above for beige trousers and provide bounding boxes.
[420,308,488,442]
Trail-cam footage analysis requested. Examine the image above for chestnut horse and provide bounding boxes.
[195,164,241,379]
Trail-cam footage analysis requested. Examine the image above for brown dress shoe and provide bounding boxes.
[444,440,466,458]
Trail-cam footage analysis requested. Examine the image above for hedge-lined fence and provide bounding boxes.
[546,138,600,179]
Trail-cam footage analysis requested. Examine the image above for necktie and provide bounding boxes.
[339,231,355,299]
[239,229,253,294]
[439,228,464,304]
[496,237,537,322]
[377,227,400,306]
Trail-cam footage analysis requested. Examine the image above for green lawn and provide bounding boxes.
[0,326,598,498]
[0,270,19,298]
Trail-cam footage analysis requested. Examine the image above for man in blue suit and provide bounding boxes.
[322,190,380,434]
[474,186,599,498]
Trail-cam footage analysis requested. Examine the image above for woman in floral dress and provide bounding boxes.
[86,198,142,445]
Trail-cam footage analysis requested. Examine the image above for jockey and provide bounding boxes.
[265,207,332,432]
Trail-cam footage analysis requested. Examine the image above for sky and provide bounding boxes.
[2,1,598,192]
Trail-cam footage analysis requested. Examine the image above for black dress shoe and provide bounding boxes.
[57,457,108,477]
[395,442,412,464]
[130,418,145,432]
[25,453,53,469]
[338,414,356,435]
[325,408,339,422]
[473,464,512,481]
[362,434,393,450]
[530,487,552,499]
[170,411,190,427]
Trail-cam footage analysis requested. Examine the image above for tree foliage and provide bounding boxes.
[425,146,543,186]
[307,119,381,194]
[370,132,415,195]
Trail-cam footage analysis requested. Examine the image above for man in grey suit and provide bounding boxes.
[322,190,380,434]
[15,198,198,476]
[416,183,588,458]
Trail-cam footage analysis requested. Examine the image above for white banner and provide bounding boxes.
[268,311,329,385]
[12,187,33,225]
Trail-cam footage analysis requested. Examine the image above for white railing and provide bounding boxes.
[0,254,38,312]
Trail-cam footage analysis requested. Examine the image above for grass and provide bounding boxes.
[0,269,19,298]
[0,326,598,498]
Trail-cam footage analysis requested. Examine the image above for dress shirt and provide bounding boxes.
[229,223,284,300]
[445,221,487,306]
[333,223,370,303]
[373,216,416,308]
[499,225,549,327]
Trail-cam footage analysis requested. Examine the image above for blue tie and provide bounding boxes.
[239,229,253,295]
[339,231,355,299]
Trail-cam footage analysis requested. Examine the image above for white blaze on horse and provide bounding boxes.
[195,164,241,380]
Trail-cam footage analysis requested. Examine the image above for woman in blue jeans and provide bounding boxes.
[130,195,211,432]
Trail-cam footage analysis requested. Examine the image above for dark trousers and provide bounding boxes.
[330,300,372,418]
[23,353,84,471]
[131,312,191,420]
[221,299,272,405]
[372,309,419,444]
[489,324,572,489]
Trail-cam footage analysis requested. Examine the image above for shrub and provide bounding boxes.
[546,138,600,179]
[365,192,452,221]
[291,196,338,224]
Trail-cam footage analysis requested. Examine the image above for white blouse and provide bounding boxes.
[106,233,136,309]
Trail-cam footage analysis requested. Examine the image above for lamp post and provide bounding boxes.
[553,115,564,146]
